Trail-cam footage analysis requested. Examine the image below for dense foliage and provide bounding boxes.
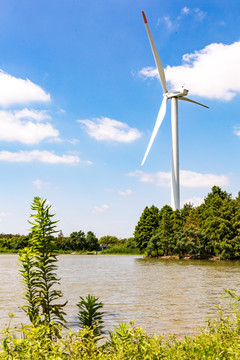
[0,231,137,254]
[2,306,240,359]
[0,234,29,252]
[134,186,240,259]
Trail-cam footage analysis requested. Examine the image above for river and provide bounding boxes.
[1,254,240,337]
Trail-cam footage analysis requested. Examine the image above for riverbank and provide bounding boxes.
[0,250,224,259]
[1,306,239,359]
[0,247,225,259]
[0,248,141,255]
[148,254,221,261]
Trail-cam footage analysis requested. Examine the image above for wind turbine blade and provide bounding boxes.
[141,96,168,166]
[142,11,168,94]
[179,96,209,109]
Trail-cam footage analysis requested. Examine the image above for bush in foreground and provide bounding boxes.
[77,294,104,337]
[1,308,240,359]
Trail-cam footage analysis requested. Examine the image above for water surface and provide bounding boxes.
[1,254,240,336]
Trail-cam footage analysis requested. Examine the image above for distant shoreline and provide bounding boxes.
[148,255,221,261]
[1,251,238,261]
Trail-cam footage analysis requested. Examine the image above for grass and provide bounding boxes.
[100,246,141,255]
[0,248,18,254]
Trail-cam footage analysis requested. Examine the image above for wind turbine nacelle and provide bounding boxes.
[167,88,189,98]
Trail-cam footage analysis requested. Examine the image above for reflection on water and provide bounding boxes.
[1,254,240,336]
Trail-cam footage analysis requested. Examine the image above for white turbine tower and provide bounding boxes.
[141,11,209,210]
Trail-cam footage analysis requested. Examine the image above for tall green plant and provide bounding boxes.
[77,294,104,337]
[18,248,39,325]
[19,197,67,327]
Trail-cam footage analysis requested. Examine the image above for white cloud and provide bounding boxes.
[0,213,11,222]
[179,7,206,21]
[0,212,12,218]
[92,204,109,214]
[118,189,132,196]
[140,41,240,101]
[128,170,229,188]
[0,150,82,165]
[193,8,206,22]
[47,137,80,145]
[47,137,63,144]
[78,117,141,143]
[233,126,240,136]
[181,6,190,15]
[157,15,176,30]
[103,188,132,196]
[68,138,80,145]
[33,179,46,189]
[85,160,93,165]
[0,110,59,144]
[180,170,229,187]
[158,7,206,30]
[163,16,173,29]
[128,170,170,187]
[15,108,51,121]
[0,70,50,107]
[139,66,159,80]
[0,212,12,222]
[183,196,204,207]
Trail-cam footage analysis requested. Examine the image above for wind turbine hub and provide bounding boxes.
[167,88,189,98]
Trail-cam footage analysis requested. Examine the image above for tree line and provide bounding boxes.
[134,186,240,259]
[2,185,240,259]
[0,230,136,253]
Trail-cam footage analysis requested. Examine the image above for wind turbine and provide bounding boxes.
[141,11,209,210]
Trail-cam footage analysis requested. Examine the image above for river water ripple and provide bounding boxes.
[1,254,240,336]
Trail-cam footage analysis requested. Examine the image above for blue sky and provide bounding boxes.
[0,0,239,238]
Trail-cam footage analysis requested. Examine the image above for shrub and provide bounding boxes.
[2,308,240,359]
[101,245,140,254]
[77,294,104,337]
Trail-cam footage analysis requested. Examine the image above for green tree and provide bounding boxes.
[146,230,163,257]
[232,195,240,257]
[184,208,200,230]
[172,209,182,234]
[174,227,208,258]
[99,235,119,246]
[69,231,86,251]
[134,205,159,251]
[211,198,239,259]
[198,186,237,259]
[181,203,194,227]
[85,231,99,251]
[159,205,174,255]
[124,237,137,249]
